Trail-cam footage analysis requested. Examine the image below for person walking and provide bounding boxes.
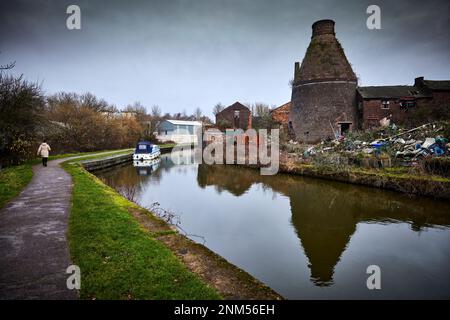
[37,140,51,167]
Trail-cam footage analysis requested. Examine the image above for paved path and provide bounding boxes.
[0,152,119,299]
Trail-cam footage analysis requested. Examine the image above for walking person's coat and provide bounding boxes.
[37,142,51,166]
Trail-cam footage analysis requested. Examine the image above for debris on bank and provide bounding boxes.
[284,122,450,169]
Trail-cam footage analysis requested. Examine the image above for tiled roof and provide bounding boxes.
[270,101,291,113]
[357,86,431,99]
[423,80,450,91]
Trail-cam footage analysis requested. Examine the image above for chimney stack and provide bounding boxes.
[312,19,335,38]
[414,76,424,87]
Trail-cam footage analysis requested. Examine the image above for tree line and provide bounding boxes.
[0,72,214,167]
[1,67,278,167]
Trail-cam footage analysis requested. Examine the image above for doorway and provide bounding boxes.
[338,122,351,135]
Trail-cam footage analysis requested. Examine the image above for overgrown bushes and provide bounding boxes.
[0,73,46,167]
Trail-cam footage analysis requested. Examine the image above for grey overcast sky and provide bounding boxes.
[1,0,449,117]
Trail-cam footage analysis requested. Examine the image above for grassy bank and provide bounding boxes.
[0,163,34,209]
[62,159,221,299]
[279,161,450,200]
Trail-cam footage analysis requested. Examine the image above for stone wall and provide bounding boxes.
[81,153,132,171]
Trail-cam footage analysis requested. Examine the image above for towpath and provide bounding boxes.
[0,152,121,299]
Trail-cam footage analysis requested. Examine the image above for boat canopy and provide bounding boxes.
[134,141,158,154]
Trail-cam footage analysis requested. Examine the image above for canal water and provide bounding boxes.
[96,151,450,299]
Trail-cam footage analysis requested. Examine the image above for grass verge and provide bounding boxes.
[62,159,221,299]
[0,163,33,209]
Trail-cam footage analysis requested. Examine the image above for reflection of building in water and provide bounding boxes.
[169,148,197,166]
[197,165,253,196]
[196,164,450,286]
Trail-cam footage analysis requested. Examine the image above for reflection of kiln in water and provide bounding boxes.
[197,164,450,287]
[133,158,161,176]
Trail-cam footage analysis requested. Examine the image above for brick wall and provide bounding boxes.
[290,82,357,143]
[431,91,450,107]
[216,102,252,130]
[359,95,448,129]
[271,102,291,125]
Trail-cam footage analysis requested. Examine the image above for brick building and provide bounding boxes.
[286,19,450,141]
[289,19,358,143]
[270,101,295,138]
[270,101,291,126]
[215,102,252,130]
[358,77,450,128]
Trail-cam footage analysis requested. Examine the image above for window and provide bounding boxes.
[381,100,390,109]
[400,100,416,109]
[233,110,240,129]
[138,144,147,150]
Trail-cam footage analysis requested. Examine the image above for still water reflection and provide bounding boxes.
[96,152,450,299]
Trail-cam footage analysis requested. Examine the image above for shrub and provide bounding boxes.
[421,157,450,177]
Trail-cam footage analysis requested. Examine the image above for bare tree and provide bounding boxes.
[0,61,15,70]
[124,101,147,115]
[0,52,15,70]
[81,92,111,112]
[200,115,213,124]
[250,102,274,130]
[253,102,271,117]
[162,112,171,119]
[212,103,224,115]
[151,105,161,118]
[194,107,202,120]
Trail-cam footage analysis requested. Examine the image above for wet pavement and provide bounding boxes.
[0,153,115,300]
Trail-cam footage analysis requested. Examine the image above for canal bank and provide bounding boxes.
[95,152,450,299]
[237,153,450,201]
[67,152,282,300]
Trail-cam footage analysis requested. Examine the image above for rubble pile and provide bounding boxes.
[286,122,449,167]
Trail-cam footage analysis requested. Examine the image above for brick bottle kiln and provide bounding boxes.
[289,19,358,143]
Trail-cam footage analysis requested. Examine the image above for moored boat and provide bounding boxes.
[133,140,161,161]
